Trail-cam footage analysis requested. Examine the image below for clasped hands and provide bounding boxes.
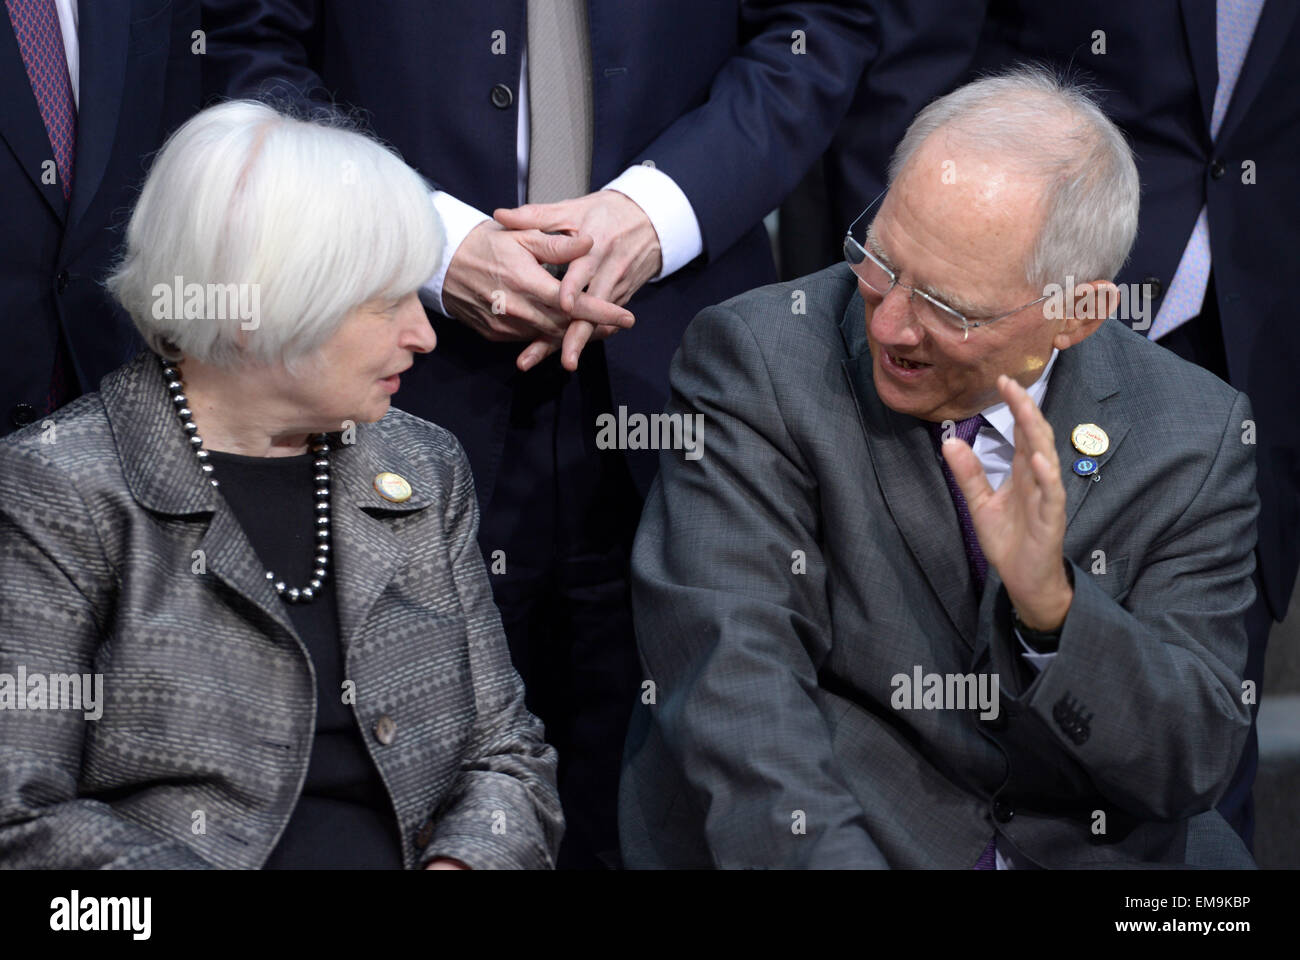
[442,189,662,372]
[941,374,1074,632]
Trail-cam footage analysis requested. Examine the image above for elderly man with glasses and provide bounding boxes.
[618,66,1258,869]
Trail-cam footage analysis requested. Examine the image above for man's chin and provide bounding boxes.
[872,366,927,418]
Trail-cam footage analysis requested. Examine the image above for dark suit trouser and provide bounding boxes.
[1158,272,1264,851]
[478,344,642,869]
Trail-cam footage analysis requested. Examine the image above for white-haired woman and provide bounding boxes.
[0,101,562,869]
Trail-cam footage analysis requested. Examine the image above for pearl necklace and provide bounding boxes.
[160,355,331,604]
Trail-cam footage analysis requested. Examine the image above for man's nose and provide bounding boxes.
[867,282,923,347]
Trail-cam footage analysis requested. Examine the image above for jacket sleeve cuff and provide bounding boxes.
[603,164,704,280]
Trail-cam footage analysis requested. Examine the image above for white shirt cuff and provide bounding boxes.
[421,190,492,317]
[1014,627,1058,673]
[602,164,703,281]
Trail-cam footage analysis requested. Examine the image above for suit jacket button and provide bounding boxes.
[993,799,1014,823]
[374,714,397,745]
[1142,276,1163,300]
[55,270,69,293]
[1209,158,1226,179]
[490,83,513,109]
[416,820,435,848]
[10,402,37,427]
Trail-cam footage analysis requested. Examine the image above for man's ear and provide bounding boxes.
[1054,279,1117,350]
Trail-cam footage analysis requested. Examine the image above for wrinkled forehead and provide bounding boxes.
[878,132,1047,282]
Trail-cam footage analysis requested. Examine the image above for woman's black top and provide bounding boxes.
[206,448,404,869]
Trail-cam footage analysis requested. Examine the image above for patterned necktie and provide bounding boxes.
[6,0,78,414]
[928,414,998,869]
[928,415,989,592]
[5,0,76,201]
[1148,0,1265,341]
[526,0,593,204]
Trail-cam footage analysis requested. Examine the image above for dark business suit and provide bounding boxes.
[0,0,200,435]
[789,0,1299,849]
[199,0,878,866]
[621,265,1257,869]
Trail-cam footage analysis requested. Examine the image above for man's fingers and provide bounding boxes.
[561,321,595,371]
[517,228,594,265]
[942,436,994,512]
[493,203,574,233]
[559,254,600,313]
[568,289,635,328]
[1000,374,1056,467]
[584,261,621,307]
[495,280,569,338]
[516,337,558,372]
[1031,450,1066,521]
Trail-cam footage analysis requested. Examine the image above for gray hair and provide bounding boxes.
[105,100,442,369]
[887,64,1139,287]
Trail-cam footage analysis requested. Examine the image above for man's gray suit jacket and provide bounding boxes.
[620,263,1258,869]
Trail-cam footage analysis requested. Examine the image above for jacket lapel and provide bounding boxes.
[328,424,434,656]
[103,351,300,639]
[103,351,436,649]
[1179,0,1218,139]
[1038,322,1128,541]
[840,289,979,648]
[1213,0,1298,149]
[68,0,130,231]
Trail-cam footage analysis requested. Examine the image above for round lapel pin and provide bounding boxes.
[1072,457,1098,477]
[373,472,412,503]
[1071,423,1109,457]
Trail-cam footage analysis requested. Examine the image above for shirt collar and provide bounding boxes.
[979,348,1059,446]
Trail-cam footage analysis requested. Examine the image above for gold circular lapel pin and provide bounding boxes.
[1070,423,1109,458]
[373,472,412,503]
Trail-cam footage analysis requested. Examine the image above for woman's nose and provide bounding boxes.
[400,296,437,353]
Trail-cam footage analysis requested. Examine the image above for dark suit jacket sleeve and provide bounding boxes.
[422,439,564,870]
[824,0,988,230]
[200,0,321,104]
[0,444,213,868]
[199,0,451,193]
[630,304,887,868]
[1008,391,1258,821]
[637,1,877,263]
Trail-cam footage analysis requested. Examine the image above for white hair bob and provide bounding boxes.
[887,64,1140,287]
[106,99,443,369]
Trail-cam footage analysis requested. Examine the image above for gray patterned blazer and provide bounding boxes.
[621,264,1258,869]
[0,350,562,869]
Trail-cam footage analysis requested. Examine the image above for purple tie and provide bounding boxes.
[6,0,78,414]
[5,0,76,201]
[928,415,988,591]
[929,415,998,868]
